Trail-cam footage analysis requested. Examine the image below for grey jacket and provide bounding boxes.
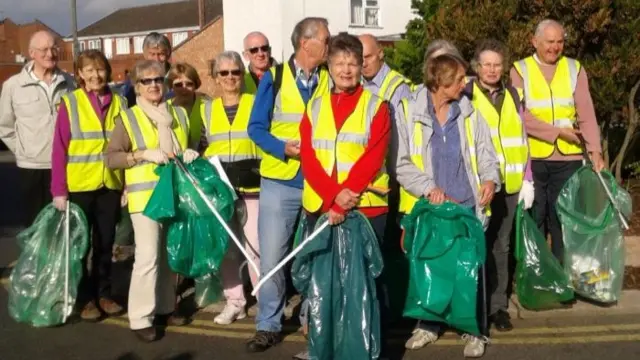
[394,85,501,226]
[0,62,75,169]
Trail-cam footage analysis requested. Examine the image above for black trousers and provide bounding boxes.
[531,160,582,261]
[18,168,52,227]
[69,188,121,302]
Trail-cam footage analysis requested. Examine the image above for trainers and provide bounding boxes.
[292,350,310,359]
[246,331,282,353]
[214,303,247,325]
[405,328,439,350]
[99,297,125,317]
[462,334,490,358]
[80,301,102,322]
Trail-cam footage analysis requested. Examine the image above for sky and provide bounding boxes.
[0,0,183,36]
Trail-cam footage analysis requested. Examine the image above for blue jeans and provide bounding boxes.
[256,178,303,332]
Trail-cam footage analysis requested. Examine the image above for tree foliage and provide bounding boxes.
[385,0,640,177]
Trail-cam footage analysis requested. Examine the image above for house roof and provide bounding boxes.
[77,0,222,37]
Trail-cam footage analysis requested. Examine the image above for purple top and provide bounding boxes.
[51,88,114,197]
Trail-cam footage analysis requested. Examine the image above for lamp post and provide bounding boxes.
[70,0,79,60]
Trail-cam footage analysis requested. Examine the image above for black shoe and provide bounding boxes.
[155,312,190,327]
[490,310,513,332]
[133,327,159,342]
[246,331,282,353]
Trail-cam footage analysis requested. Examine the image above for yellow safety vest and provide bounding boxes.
[243,72,258,95]
[398,98,484,214]
[377,68,410,101]
[302,90,388,212]
[63,89,125,192]
[471,82,528,194]
[120,105,189,213]
[169,96,204,149]
[513,56,582,158]
[202,94,261,193]
[259,63,331,180]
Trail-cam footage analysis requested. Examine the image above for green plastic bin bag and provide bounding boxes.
[514,203,574,310]
[194,272,223,308]
[8,203,89,327]
[401,199,485,336]
[114,206,134,246]
[557,166,632,303]
[143,157,234,278]
[292,212,383,360]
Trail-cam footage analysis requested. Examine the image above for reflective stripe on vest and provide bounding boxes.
[120,105,189,213]
[259,63,331,180]
[514,56,582,158]
[471,82,528,194]
[378,69,409,101]
[302,90,388,212]
[64,89,125,192]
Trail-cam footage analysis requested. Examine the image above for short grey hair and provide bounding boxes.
[291,17,329,51]
[143,32,172,54]
[212,51,245,77]
[424,39,464,65]
[131,60,166,83]
[534,19,565,38]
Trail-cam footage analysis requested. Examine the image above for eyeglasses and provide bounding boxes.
[217,69,242,77]
[34,46,60,54]
[480,63,503,70]
[173,81,195,88]
[247,45,271,54]
[138,77,164,85]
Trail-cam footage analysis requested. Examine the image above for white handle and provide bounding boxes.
[63,201,71,323]
[595,170,630,230]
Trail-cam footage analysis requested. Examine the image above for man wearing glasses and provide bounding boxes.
[0,30,75,226]
[242,31,276,94]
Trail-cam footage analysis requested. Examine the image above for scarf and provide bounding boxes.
[137,96,181,155]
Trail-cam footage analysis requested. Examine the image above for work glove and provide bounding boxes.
[183,148,199,164]
[518,180,535,210]
[142,149,169,164]
[53,196,67,211]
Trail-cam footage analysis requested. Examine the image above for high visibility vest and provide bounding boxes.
[62,89,125,192]
[169,96,204,148]
[302,90,388,212]
[471,82,528,194]
[243,72,258,94]
[202,94,261,193]
[259,63,331,180]
[398,98,484,214]
[377,68,410,101]
[513,56,582,158]
[120,105,189,213]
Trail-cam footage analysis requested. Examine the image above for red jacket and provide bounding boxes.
[299,85,391,218]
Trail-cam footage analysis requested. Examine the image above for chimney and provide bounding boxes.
[198,0,205,29]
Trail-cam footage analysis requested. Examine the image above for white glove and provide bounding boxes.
[53,196,67,211]
[518,180,535,210]
[142,149,169,164]
[183,149,199,164]
[120,190,128,207]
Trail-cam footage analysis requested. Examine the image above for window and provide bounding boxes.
[79,41,86,51]
[88,39,101,50]
[350,0,380,27]
[172,32,188,46]
[116,38,130,55]
[133,36,145,54]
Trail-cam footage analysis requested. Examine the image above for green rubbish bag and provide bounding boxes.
[292,212,383,360]
[114,206,134,246]
[8,203,89,327]
[514,203,573,310]
[401,200,485,336]
[194,273,223,308]
[143,157,234,278]
[557,166,632,303]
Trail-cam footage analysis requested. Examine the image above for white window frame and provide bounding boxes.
[172,31,188,47]
[350,0,381,27]
[133,36,145,54]
[79,41,86,51]
[116,38,131,55]
[88,39,101,50]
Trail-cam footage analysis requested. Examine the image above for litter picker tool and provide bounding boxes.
[251,220,330,297]
[62,200,71,323]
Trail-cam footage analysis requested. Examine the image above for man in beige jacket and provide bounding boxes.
[0,30,75,226]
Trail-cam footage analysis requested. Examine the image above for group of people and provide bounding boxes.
[0,14,604,359]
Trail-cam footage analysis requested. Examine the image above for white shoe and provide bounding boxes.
[405,328,439,350]
[462,334,490,358]
[213,303,246,325]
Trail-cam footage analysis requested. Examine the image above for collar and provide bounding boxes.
[293,58,319,79]
[27,62,59,84]
[475,79,504,96]
[533,53,561,67]
[367,63,391,87]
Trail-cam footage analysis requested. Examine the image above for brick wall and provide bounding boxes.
[0,20,21,63]
[0,63,24,88]
[172,19,224,98]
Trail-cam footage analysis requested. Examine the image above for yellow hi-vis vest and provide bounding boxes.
[63,89,125,192]
[169,96,204,149]
[513,56,582,158]
[120,104,189,213]
[377,68,410,101]
[471,82,528,194]
[397,98,485,214]
[243,71,258,95]
[259,63,331,180]
[302,90,388,212]
[202,94,261,193]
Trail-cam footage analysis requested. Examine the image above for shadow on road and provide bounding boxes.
[0,158,24,228]
[116,352,195,360]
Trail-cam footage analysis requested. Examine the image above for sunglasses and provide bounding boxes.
[218,69,243,77]
[138,77,164,85]
[248,45,271,54]
[173,81,195,88]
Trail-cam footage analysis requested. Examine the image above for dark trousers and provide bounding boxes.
[531,160,582,261]
[485,189,518,316]
[69,188,121,302]
[18,168,52,227]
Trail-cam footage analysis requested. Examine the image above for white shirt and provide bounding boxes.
[28,64,60,100]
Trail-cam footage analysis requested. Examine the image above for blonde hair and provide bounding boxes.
[425,54,466,91]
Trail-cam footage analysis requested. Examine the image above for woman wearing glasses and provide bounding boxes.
[201,51,261,325]
[105,60,200,342]
[167,63,206,149]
